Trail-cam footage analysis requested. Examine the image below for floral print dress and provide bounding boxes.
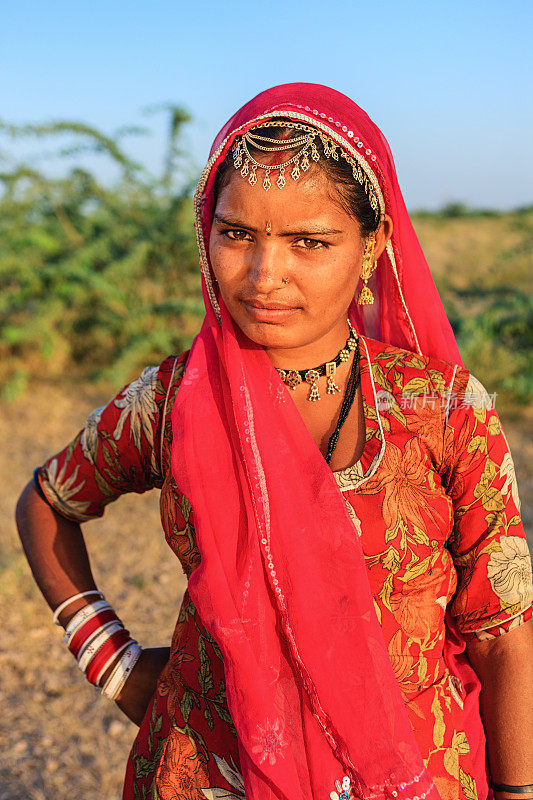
[36,335,533,800]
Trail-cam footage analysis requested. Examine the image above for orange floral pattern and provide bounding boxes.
[37,337,533,800]
[157,727,210,800]
[361,436,447,534]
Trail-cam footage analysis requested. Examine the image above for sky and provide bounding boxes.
[1,0,532,210]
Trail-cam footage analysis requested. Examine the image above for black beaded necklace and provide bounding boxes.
[274,320,362,464]
[324,341,361,465]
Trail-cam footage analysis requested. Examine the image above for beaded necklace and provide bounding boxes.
[324,343,361,465]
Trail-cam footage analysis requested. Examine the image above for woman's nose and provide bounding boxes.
[247,243,285,292]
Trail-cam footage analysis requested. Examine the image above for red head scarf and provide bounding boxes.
[171,84,460,799]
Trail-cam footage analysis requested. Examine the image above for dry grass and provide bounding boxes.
[413,213,531,290]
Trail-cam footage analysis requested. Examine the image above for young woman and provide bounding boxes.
[16,83,533,800]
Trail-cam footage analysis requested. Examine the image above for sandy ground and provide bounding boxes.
[1,382,531,799]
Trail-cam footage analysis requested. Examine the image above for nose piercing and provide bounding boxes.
[281,277,289,285]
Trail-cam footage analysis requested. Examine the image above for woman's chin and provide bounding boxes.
[241,324,298,350]
[231,312,305,350]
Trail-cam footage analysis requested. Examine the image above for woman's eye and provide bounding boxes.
[296,238,326,250]
[223,229,250,241]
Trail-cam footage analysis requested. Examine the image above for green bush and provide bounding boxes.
[452,289,533,405]
[0,108,202,397]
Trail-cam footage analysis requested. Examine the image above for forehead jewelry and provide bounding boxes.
[231,121,380,216]
[276,320,358,402]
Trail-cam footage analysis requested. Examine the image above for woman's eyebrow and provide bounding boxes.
[213,214,343,237]
[278,227,343,237]
[213,213,258,231]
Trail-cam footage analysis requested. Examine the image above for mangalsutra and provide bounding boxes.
[276,321,358,402]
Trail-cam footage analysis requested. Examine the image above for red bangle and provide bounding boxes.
[85,629,131,686]
[68,610,119,658]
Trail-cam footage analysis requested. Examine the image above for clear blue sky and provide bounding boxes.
[2,0,532,209]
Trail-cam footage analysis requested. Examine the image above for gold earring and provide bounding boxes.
[358,232,377,305]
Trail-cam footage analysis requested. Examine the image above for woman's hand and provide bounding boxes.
[466,622,533,796]
[114,647,170,726]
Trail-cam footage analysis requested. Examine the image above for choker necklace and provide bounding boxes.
[276,321,358,401]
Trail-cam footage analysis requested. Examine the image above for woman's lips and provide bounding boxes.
[242,299,300,322]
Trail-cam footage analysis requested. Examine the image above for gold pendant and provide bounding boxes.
[358,282,374,305]
[326,362,340,394]
[305,369,320,402]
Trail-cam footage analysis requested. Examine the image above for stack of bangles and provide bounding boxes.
[53,591,142,700]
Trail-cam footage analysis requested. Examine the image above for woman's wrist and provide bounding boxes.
[52,591,141,692]
[114,648,170,726]
[493,793,533,800]
[101,642,143,699]
[54,591,102,628]
[491,781,533,799]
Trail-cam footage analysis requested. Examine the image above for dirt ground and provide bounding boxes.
[0,381,186,800]
[1,382,531,800]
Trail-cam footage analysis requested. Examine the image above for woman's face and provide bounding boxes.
[208,166,391,366]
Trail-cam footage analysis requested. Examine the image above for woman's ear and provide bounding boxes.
[374,214,393,260]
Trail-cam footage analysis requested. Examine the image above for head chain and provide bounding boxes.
[231,120,380,217]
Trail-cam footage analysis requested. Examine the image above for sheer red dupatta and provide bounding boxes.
[171,85,458,799]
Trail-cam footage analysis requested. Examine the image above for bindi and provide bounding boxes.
[265,221,272,236]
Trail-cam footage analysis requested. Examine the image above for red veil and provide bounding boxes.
[171,84,467,799]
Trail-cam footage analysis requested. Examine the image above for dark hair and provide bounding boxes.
[212,120,381,236]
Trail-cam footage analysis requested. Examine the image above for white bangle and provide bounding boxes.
[77,623,124,673]
[102,643,143,700]
[64,600,112,642]
[52,591,104,625]
[94,640,134,687]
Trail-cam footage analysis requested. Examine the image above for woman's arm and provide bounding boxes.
[16,480,98,618]
[466,622,533,798]
[441,374,533,790]
[16,479,169,726]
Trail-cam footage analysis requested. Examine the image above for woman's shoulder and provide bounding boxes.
[360,333,468,392]
[153,351,190,410]
[34,351,191,521]
[359,334,497,424]
[150,352,191,478]
[113,351,190,430]
[112,351,190,470]
[361,333,463,372]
